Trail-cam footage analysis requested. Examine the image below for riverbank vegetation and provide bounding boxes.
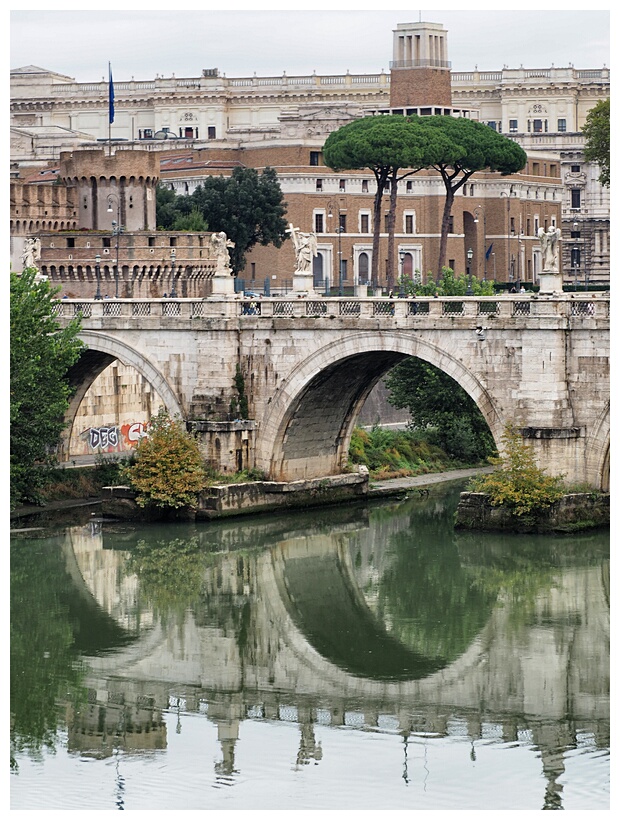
[467,424,565,516]
[10,269,84,508]
[348,426,488,480]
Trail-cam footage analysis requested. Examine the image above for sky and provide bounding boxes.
[9,3,612,84]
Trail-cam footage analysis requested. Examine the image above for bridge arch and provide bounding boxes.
[585,401,610,491]
[60,330,184,459]
[256,331,504,481]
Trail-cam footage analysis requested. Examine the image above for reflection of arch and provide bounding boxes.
[61,331,184,458]
[257,332,502,480]
[272,539,447,680]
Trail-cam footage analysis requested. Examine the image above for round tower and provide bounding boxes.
[58,148,159,232]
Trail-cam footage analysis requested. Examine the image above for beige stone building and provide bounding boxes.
[10,19,609,287]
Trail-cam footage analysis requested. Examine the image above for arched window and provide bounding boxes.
[403,252,414,278]
[358,252,369,285]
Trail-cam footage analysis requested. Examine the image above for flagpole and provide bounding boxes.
[108,62,114,157]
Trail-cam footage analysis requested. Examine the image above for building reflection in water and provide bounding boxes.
[13,492,609,810]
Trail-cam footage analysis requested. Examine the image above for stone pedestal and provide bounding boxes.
[292,271,315,295]
[538,272,563,295]
[210,266,236,296]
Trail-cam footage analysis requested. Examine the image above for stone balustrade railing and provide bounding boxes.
[52,294,609,324]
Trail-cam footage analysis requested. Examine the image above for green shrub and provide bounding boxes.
[122,409,208,510]
[469,424,564,516]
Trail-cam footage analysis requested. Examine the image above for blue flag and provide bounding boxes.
[108,63,115,124]
[485,242,493,260]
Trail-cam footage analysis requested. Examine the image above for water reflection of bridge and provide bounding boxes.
[62,502,609,809]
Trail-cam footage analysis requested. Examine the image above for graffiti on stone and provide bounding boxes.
[80,421,149,453]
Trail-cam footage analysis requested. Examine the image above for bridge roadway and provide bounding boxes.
[59,503,609,803]
[55,292,610,488]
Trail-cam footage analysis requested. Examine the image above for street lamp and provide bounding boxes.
[327,199,343,296]
[466,247,473,295]
[501,188,517,283]
[94,253,102,300]
[169,248,177,298]
[398,248,406,296]
[107,194,122,298]
[474,206,487,281]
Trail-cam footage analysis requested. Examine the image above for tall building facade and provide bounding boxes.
[10,19,609,287]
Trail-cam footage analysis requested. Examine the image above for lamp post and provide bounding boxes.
[466,247,473,295]
[327,199,343,296]
[94,253,102,300]
[169,248,177,298]
[501,188,516,283]
[398,248,406,295]
[474,206,487,281]
[107,194,122,298]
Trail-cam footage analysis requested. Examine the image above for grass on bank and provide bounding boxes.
[348,426,489,480]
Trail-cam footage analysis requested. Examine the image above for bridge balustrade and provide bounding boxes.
[52,295,607,324]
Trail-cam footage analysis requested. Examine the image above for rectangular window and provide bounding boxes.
[526,218,531,235]
[557,118,567,132]
[509,119,518,132]
[571,165,581,173]
[406,180,413,192]
[405,214,414,234]
[148,236,156,247]
[339,179,346,192]
[448,216,454,233]
[207,126,216,139]
[533,119,543,133]
[316,179,323,191]
[340,259,348,280]
[487,121,497,131]
[510,217,515,234]
[102,237,111,248]
[550,164,557,177]
[315,213,324,233]
[360,213,370,233]
[532,162,540,175]
[362,180,369,193]
[310,151,320,166]
[571,189,581,209]
[67,237,75,248]
[339,213,347,233]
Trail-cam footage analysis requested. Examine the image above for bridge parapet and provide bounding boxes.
[53,293,609,327]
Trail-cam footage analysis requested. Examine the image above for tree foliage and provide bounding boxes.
[582,99,610,187]
[156,167,288,274]
[384,356,496,463]
[10,269,84,507]
[414,116,527,277]
[469,424,565,516]
[324,114,527,283]
[323,116,431,289]
[122,409,208,511]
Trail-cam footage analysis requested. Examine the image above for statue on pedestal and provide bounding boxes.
[210,231,235,273]
[287,223,317,273]
[538,226,561,273]
[21,237,41,271]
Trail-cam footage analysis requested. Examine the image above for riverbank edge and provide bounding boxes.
[454,491,610,533]
[10,466,492,525]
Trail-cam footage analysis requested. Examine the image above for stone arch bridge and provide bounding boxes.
[56,292,610,488]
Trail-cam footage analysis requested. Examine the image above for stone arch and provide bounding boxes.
[59,330,184,459]
[585,401,610,491]
[256,331,503,480]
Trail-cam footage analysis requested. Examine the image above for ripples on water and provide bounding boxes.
[10,484,610,811]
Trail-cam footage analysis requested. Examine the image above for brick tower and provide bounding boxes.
[389,21,452,108]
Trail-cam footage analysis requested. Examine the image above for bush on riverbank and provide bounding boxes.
[467,424,565,517]
[348,426,486,479]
